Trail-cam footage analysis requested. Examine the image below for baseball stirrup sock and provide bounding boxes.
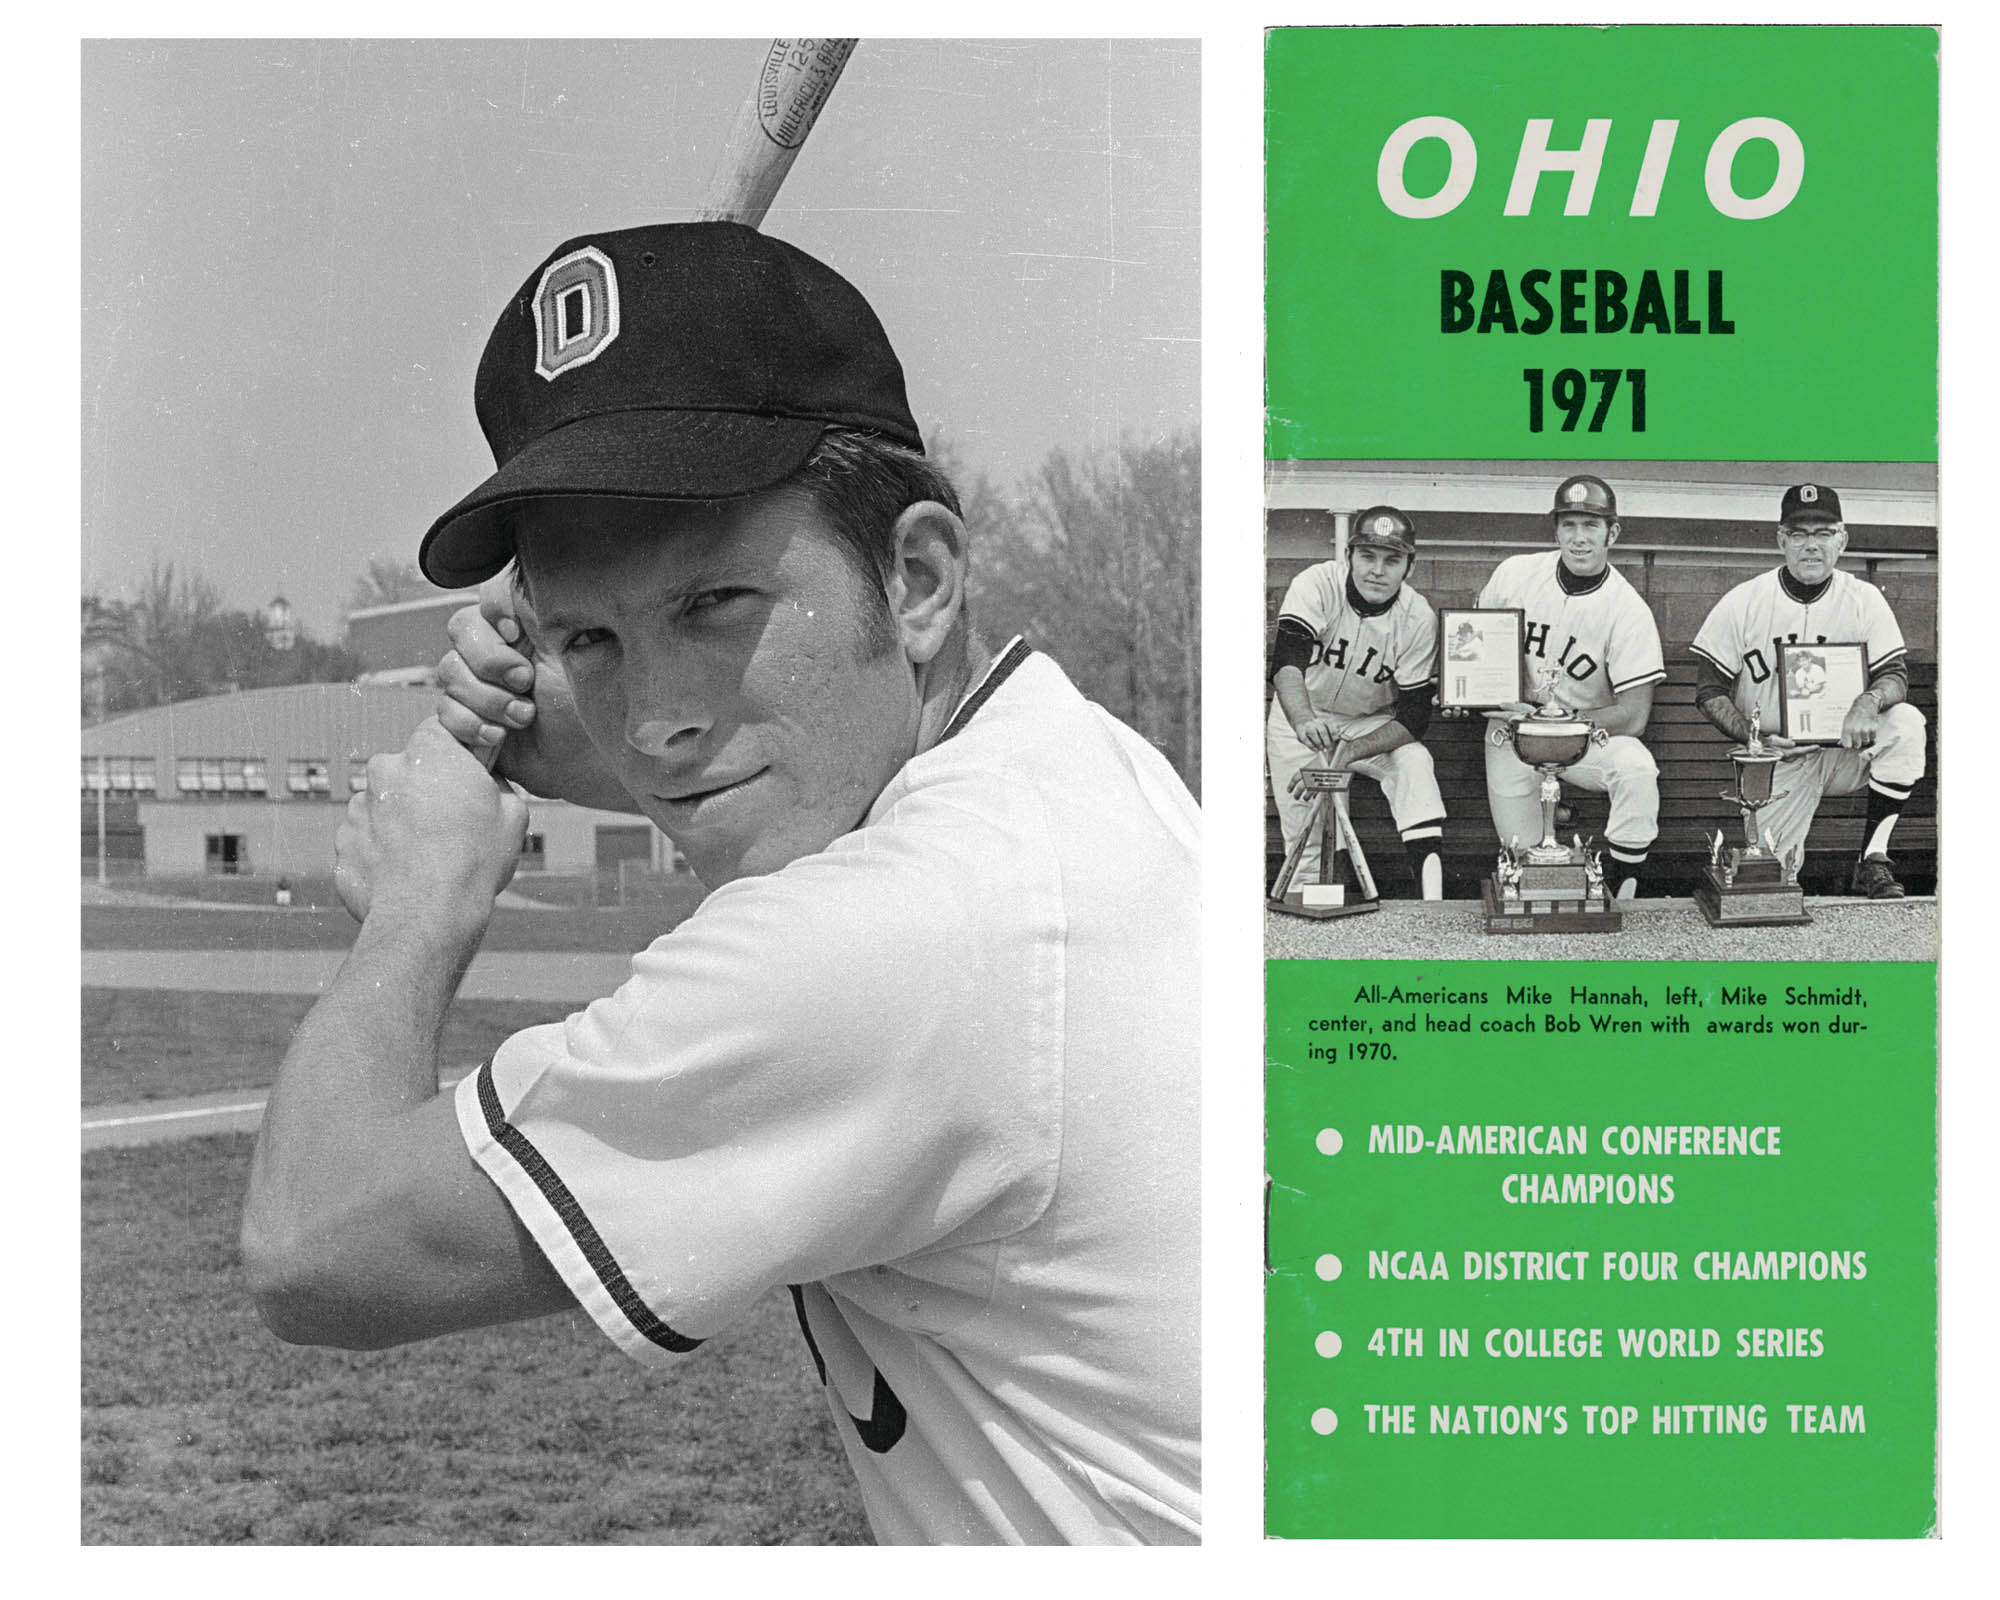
[1402,822,1445,901]
[1606,843,1647,900]
[1862,780,1911,859]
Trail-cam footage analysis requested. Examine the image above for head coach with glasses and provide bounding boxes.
[1689,482,1927,897]
[239,221,1200,1544]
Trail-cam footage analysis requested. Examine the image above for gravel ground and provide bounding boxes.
[1266,893,1938,961]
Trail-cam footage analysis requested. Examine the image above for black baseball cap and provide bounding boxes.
[419,221,923,588]
[1551,474,1617,520]
[1780,483,1844,526]
[1349,505,1417,556]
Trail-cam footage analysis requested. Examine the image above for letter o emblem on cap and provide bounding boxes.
[1567,482,1587,502]
[533,246,621,380]
[1374,516,1395,537]
[1800,484,1819,502]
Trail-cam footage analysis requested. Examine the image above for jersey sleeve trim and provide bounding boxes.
[1610,667,1667,693]
[469,1057,703,1356]
[1687,642,1737,678]
[1866,643,1910,676]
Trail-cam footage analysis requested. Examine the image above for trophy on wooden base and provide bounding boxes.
[1268,766,1380,920]
[1481,694,1623,934]
[1694,707,1811,927]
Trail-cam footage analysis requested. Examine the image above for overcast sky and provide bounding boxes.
[81,38,1199,636]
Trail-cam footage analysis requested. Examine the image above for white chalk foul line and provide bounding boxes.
[84,1099,268,1130]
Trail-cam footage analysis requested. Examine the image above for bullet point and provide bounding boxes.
[1311,1408,1339,1435]
[1315,1330,1342,1359]
[1315,1253,1342,1281]
[1316,1127,1343,1155]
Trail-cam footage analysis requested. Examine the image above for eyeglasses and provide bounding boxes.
[1780,527,1841,547]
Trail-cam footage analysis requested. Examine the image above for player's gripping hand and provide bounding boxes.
[1838,695,1882,751]
[435,569,538,757]
[435,569,637,812]
[334,718,529,926]
[1294,715,1343,755]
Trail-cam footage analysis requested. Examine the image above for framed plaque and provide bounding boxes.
[1436,608,1526,709]
[1777,641,1870,744]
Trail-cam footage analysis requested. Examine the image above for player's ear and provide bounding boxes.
[886,501,969,666]
[1607,520,1621,547]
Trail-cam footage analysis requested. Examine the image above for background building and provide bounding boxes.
[82,597,675,887]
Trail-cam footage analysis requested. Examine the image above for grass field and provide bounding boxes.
[82,989,571,1107]
[83,1134,870,1544]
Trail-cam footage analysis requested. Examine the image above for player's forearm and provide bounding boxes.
[1273,668,1317,734]
[1342,720,1415,762]
[1589,690,1653,739]
[1697,693,1753,743]
[1861,669,1908,710]
[242,909,482,1328]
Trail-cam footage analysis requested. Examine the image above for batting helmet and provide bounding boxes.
[1551,474,1617,520]
[1349,505,1417,557]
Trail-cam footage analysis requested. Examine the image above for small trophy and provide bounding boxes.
[1481,669,1622,933]
[1693,705,1812,927]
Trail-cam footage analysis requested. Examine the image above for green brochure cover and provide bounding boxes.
[1264,25,1938,1538]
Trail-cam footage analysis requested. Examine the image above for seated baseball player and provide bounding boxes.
[240,222,1200,1545]
[1690,482,1928,897]
[1478,474,1664,898]
[1266,505,1445,899]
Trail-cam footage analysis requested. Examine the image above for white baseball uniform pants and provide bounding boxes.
[1485,731,1660,856]
[1747,702,1927,859]
[1267,708,1445,885]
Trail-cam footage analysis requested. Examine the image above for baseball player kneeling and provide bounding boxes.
[1266,506,1446,900]
[1690,482,1928,897]
[1477,475,1664,899]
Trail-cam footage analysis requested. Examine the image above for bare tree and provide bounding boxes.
[965,430,1200,792]
[83,560,362,719]
[347,555,444,613]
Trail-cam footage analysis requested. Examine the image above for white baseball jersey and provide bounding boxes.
[1690,567,1908,733]
[1477,551,1664,713]
[1271,559,1438,718]
[456,642,1201,1545]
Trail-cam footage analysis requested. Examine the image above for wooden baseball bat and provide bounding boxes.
[696,39,856,228]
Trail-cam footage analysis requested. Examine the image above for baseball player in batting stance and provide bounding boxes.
[1266,506,1446,899]
[241,222,1200,1544]
[1690,482,1927,897]
[1478,474,1665,898]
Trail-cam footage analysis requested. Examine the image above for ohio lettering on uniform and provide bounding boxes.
[1690,567,1908,734]
[1477,550,1665,709]
[1270,559,1438,715]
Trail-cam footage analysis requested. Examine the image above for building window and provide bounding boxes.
[349,758,369,794]
[287,758,334,798]
[176,757,269,798]
[204,833,247,875]
[81,757,157,795]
